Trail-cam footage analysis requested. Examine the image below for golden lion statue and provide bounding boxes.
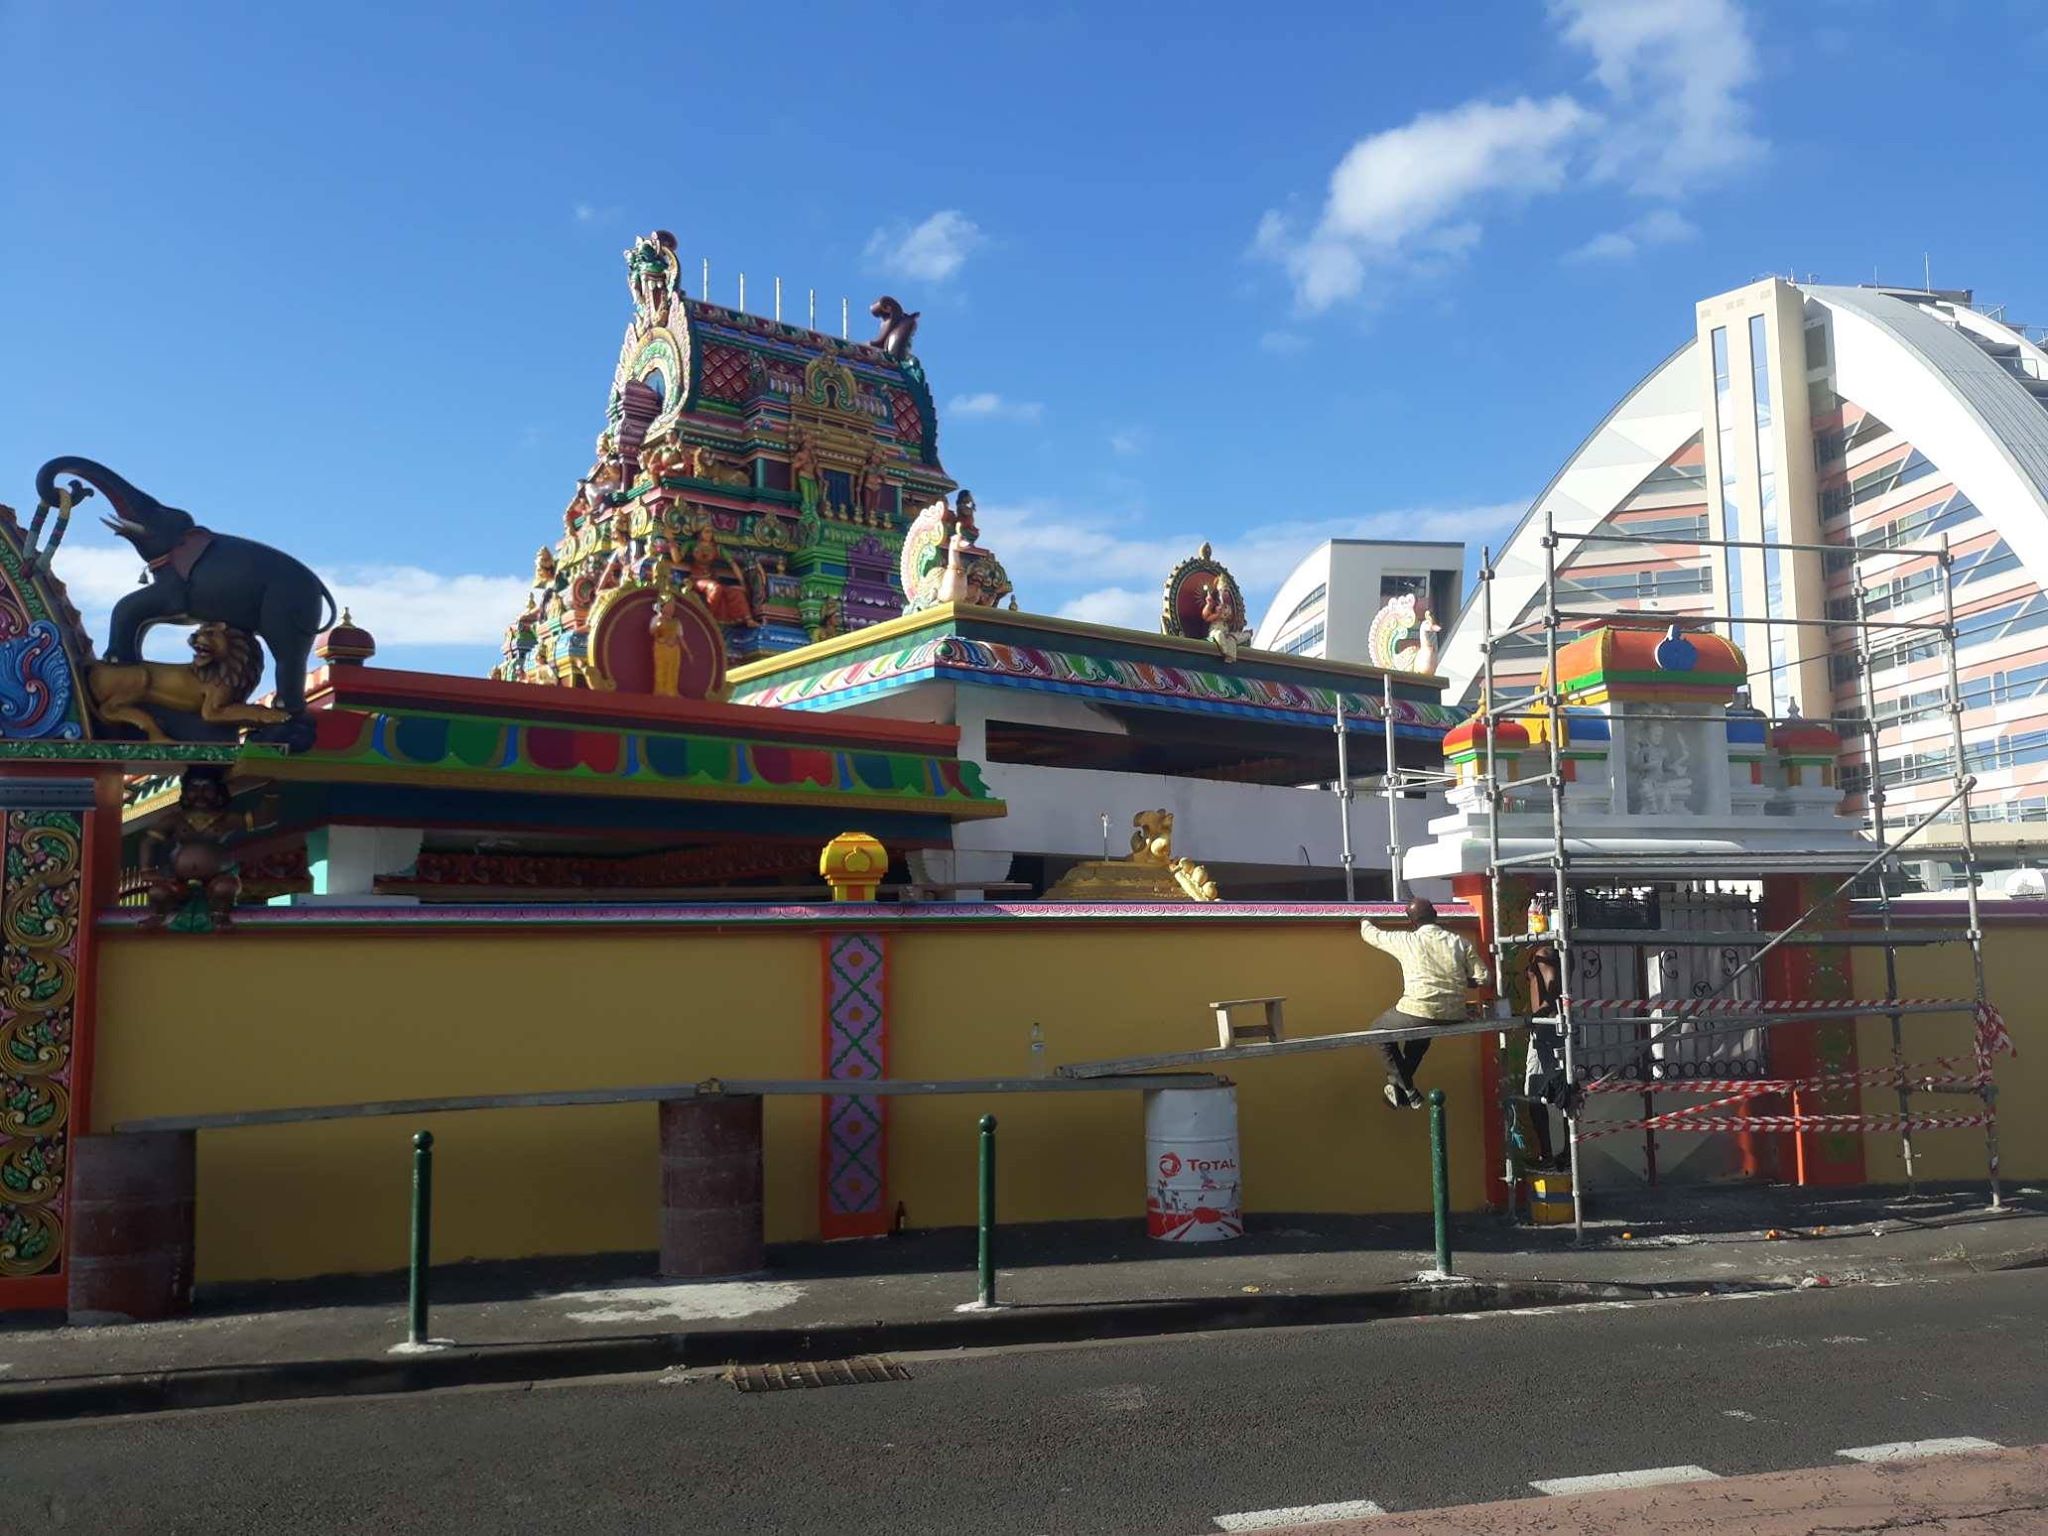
[87,622,285,742]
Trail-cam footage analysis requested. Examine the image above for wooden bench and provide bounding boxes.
[1211,996,1286,1049]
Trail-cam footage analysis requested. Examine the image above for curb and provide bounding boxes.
[0,1277,1732,1425]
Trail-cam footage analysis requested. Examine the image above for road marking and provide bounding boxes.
[1214,1498,1385,1529]
[1532,1466,1720,1496]
[1837,1437,2002,1463]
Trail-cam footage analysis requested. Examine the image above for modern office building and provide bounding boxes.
[1435,277,2048,885]
[1253,539,1464,664]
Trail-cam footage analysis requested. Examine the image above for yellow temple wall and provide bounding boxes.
[1853,920,2048,1184]
[91,915,1485,1284]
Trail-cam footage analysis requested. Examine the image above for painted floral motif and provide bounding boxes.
[0,810,82,1279]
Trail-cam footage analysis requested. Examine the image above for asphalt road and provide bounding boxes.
[9,1269,2048,1535]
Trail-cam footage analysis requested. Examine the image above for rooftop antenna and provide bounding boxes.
[702,258,710,303]
[809,287,816,330]
[842,297,849,340]
[774,276,782,323]
[1924,252,1932,290]
[738,272,746,312]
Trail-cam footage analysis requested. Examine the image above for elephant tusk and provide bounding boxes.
[100,514,146,537]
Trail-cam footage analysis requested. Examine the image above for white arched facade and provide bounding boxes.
[1439,278,2048,879]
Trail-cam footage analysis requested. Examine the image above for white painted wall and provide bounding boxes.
[957,760,1435,873]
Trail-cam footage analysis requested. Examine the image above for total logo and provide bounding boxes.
[1158,1151,1238,1177]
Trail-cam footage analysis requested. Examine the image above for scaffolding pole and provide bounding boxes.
[1940,534,2001,1209]
[1480,548,1519,1216]
[1382,673,1403,903]
[1855,578,1916,1190]
[1539,510,1584,1238]
[1473,502,2004,1235]
[1334,695,1356,903]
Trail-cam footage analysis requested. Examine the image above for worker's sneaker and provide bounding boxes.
[1403,1085,1427,1109]
[1382,1082,1403,1109]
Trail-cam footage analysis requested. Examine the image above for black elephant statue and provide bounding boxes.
[36,456,336,727]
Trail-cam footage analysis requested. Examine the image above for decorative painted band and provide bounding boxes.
[732,636,1462,736]
[273,708,1001,812]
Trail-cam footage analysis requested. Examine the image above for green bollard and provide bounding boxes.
[1428,1090,1452,1276]
[977,1114,997,1307]
[409,1130,434,1345]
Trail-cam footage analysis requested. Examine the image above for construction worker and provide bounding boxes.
[1360,896,1488,1108]
[1521,900,1571,1170]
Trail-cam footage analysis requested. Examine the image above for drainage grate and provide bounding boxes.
[724,1356,912,1393]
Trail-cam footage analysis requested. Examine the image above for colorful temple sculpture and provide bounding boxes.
[730,576,1463,901]
[1413,621,1867,881]
[499,230,958,681]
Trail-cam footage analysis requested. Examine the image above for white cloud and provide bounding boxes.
[1255,95,1596,311]
[1108,428,1144,456]
[42,539,528,656]
[865,210,984,284]
[1058,588,1158,629]
[1551,0,1763,190]
[1257,0,1762,309]
[946,392,1044,424]
[1565,206,1698,263]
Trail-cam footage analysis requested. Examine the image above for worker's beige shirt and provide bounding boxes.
[1359,921,1487,1020]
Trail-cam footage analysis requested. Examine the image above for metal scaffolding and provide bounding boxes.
[1470,511,2006,1237]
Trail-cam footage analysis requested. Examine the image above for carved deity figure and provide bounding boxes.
[138,768,275,931]
[649,592,688,695]
[788,424,823,516]
[856,440,891,524]
[682,527,761,627]
[533,546,557,586]
[1631,718,1694,815]
[1200,574,1253,662]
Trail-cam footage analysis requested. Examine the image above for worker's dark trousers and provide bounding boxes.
[1373,1006,1450,1091]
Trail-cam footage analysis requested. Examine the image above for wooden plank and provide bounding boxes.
[1056,1016,1514,1079]
[111,1073,1224,1133]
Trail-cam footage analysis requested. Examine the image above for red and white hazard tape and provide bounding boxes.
[1581,1053,1991,1100]
[1572,996,1968,1018]
[1582,1111,1995,1139]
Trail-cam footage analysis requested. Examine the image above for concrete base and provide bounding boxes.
[657,1096,765,1278]
[67,1131,196,1325]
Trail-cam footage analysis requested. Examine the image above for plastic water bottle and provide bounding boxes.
[1029,1022,1046,1076]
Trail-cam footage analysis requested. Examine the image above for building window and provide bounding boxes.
[1851,450,1937,509]
[1750,314,1786,711]
[1804,324,1829,370]
[1711,326,1745,640]
[1277,621,1326,656]
[1277,583,1327,630]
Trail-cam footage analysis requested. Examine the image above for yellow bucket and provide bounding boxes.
[1529,1172,1574,1226]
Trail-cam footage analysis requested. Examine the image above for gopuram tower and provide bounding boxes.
[498,230,956,682]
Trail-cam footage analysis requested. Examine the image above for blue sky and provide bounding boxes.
[5,0,2047,675]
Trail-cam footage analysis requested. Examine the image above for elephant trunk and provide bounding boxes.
[34,456,159,527]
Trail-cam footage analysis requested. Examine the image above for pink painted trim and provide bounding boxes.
[97,900,1458,932]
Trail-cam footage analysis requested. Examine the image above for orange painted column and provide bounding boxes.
[1760,876,1865,1186]
[1453,871,1513,1209]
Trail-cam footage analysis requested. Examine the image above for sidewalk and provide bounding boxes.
[1245,1444,2048,1534]
[3,1183,2042,1422]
